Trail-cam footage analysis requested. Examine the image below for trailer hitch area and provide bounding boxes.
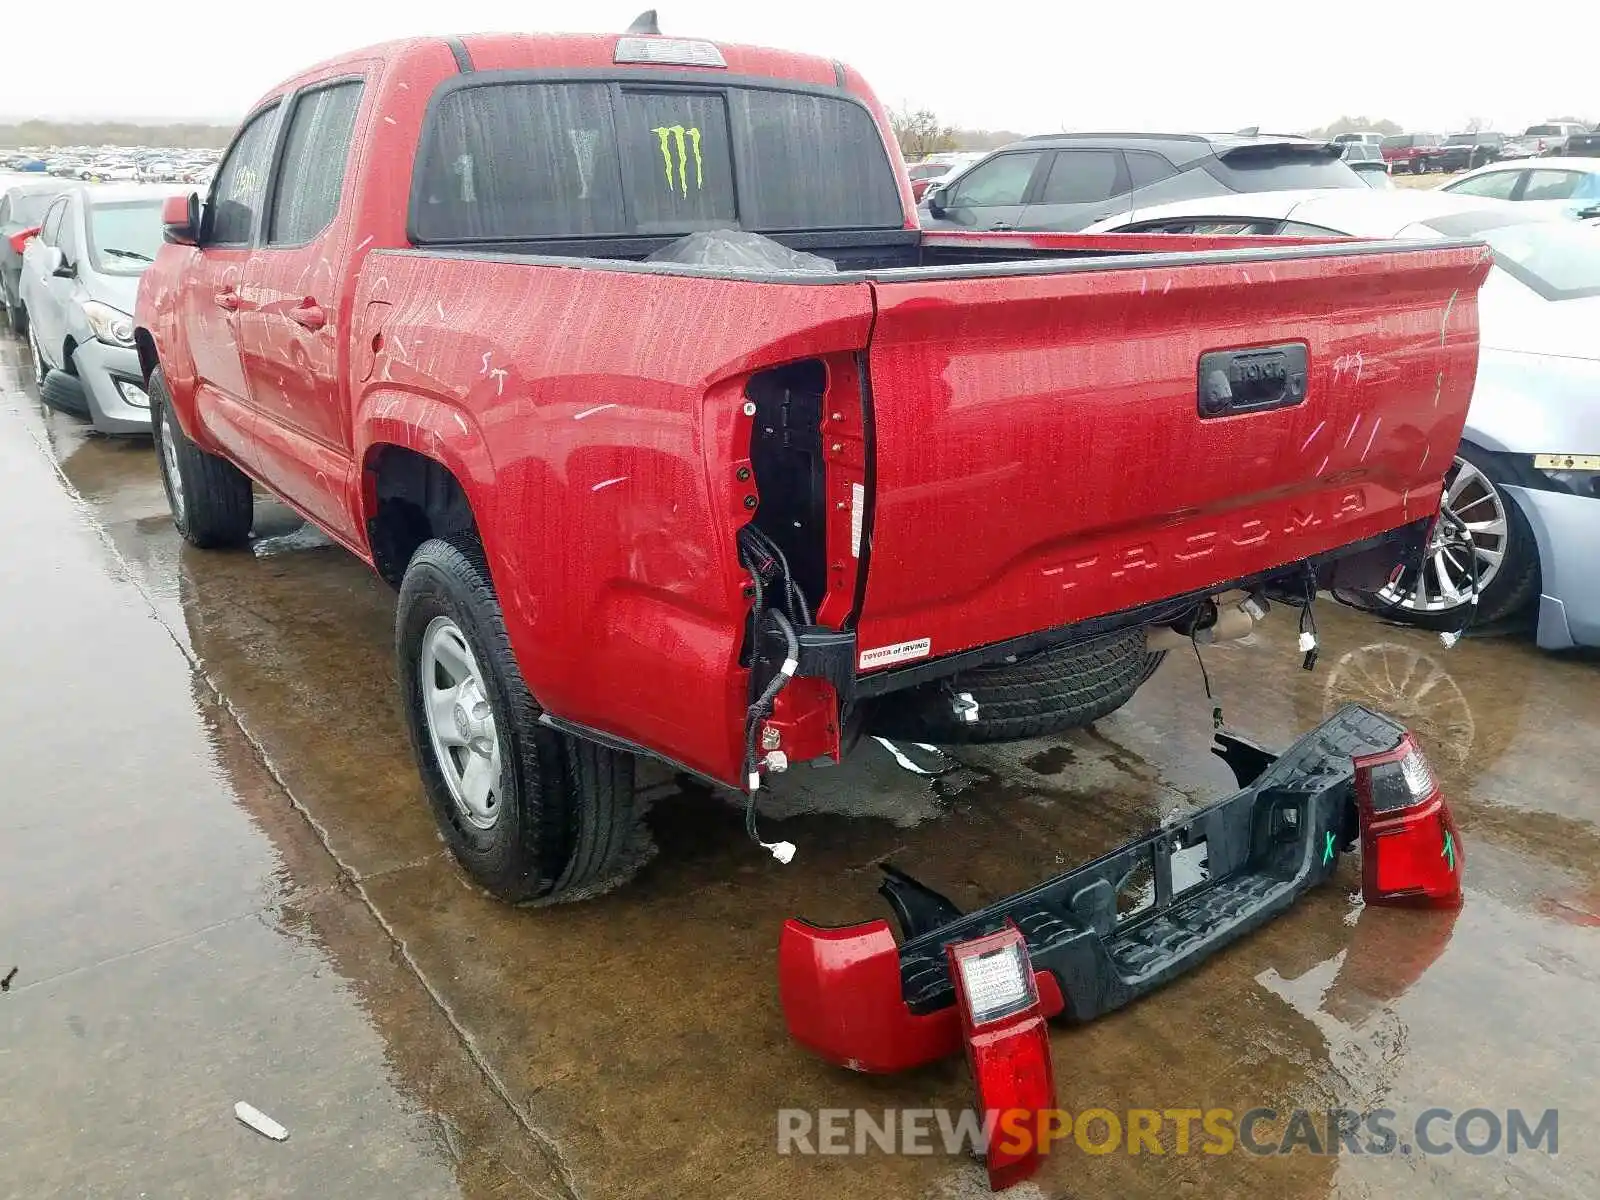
[778,704,1463,1076]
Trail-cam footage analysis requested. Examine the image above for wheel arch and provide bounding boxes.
[356,391,497,587]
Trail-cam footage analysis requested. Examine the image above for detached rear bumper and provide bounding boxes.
[781,705,1415,1072]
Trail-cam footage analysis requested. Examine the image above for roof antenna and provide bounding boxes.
[626,9,661,34]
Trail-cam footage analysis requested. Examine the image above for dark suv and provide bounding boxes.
[918,133,1364,232]
[1436,132,1505,173]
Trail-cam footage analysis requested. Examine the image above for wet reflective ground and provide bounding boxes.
[3,330,1598,1199]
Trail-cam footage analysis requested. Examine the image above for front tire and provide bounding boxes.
[397,536,644,902]
[150,367,254,547]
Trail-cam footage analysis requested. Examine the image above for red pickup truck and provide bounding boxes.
[135,27,1488,905]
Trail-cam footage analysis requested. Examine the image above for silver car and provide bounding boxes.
[18,184,184,433]
[1,179,62,333]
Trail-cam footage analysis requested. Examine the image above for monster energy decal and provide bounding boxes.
[652,125,704,194]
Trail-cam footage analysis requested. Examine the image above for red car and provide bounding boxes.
[134,27,1485,906]
[1381,132,1446,173]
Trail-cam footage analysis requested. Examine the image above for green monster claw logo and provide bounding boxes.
[1442,829,1456,871]
[1323,831,1336,866]
[651,125,703,194]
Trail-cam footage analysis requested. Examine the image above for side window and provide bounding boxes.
[1125,151,1176,189]
[1523,170,1581,201]
[944,152,1042,208]
[208,104,282,246]
[1037,150,1122,204]
[268,81,365,246]
[1446,170,1521,200]
[39,197,67,245]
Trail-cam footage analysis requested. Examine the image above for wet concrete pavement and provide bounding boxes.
[3,330,1599,1199]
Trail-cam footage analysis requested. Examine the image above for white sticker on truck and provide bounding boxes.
[850,482,864,558]
[858,637,931,670]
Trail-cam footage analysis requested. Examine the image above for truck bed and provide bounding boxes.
[352,232,1490,782]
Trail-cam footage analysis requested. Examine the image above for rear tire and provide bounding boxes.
[150,367,254,548]
[866,628,1162,745]
[397,535,645,903]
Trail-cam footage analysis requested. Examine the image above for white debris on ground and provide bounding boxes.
[234,1101,289,1141]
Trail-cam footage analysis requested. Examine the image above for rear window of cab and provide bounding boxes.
[409,79,903,243]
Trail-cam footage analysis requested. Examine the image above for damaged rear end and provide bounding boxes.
[779,706,1464,1187]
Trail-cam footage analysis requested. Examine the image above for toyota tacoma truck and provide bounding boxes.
[134,24,1489,905]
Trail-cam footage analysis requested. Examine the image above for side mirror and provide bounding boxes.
[925,186,947,218]
[42,245,70,278]
[162,192,200,245]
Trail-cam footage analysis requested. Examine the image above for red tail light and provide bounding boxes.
[8,225,40,255]
[946,925,1057,1191]
[1353,735,1462,909]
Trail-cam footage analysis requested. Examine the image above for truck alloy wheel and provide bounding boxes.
[419,615,505,829]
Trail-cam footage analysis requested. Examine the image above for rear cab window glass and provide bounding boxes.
[1523,170,1581,200]
[268,80,365,245]
[616,90,736,232]
[410,80,902,244]
[412,83,626,241]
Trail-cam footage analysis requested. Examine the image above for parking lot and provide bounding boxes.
[3,316,1599,1198]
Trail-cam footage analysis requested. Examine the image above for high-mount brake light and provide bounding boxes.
[1353,734,1463,908]
[946,925,1057,1191]
[614,36,727,67]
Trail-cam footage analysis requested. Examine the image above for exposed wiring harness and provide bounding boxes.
[737,528,805,863]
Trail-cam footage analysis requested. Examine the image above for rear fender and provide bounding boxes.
[354,386,498,565]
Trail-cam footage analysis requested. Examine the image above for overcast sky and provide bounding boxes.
[6,0,1595,134]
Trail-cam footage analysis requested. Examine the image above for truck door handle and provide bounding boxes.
[988,223,1014,231]
[213,289,240,312]
[288,300,326,332]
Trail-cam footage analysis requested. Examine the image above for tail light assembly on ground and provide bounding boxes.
[779,705,1463,1191]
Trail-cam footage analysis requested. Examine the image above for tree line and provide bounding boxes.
[0,120,235,150]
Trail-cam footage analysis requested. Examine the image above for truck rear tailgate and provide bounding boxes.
[852,241,1492,670]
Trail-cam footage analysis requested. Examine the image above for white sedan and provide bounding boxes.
[1086,189,1600,650]
[1434,156,1600,223]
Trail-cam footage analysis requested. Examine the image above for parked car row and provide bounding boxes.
[3,147,218,184]
[1368,123,1599,174]
[2,177,184,431]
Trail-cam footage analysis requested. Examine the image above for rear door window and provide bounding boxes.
[1523,170,1583,200]
[1445,170,1522,200]
[268,80,365,245]
[1037,150,1122,204]
[411,80,901,244]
